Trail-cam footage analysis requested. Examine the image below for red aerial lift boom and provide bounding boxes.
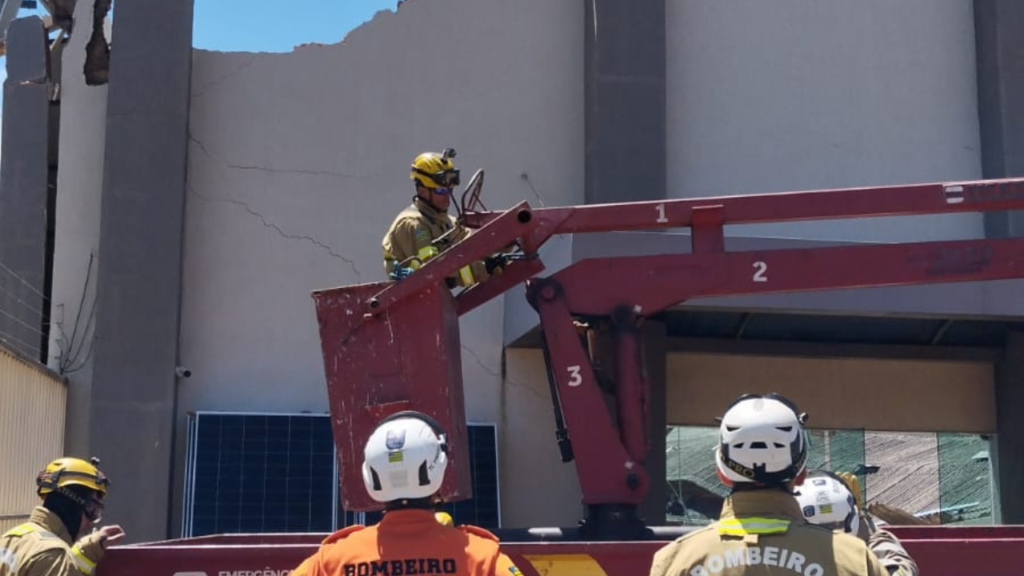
[314,175,1024,539]
[98,176,1024,576]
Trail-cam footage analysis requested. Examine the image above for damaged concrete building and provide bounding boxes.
[0,0,1023,543]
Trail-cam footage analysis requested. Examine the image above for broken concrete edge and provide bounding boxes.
[82,0,112,85]
[188,5,401,100]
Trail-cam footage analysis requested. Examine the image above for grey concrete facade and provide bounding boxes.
[994,334,1024,522]
[49,0,114,458]
[89,0,194,541]
[584,0,664,523]
[585,0,665,204]
[974,0,1024,522]
[0,17,50,361]
[975,0,1024,238]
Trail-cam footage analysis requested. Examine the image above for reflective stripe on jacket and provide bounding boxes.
[0,507,105,576]
[382,198,486,286]
[649,490,888,576]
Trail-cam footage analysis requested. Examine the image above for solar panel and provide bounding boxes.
[439,424,500,528]
[183,412,337,536]
[184,414,500,536]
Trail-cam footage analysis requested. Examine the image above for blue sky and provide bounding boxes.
[194,0,397,52]
[0,0,395,116]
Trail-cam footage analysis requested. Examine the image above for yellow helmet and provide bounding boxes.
[410,148,460,190]
[36,457,110,498]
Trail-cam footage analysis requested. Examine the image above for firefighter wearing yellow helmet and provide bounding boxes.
[382,149,506,287]
[0,457,125,576]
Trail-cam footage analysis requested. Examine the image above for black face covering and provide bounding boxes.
[42,485,101,540]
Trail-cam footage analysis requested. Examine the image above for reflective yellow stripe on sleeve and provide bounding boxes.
[718,517,791,536]
[417,245,439,262]
[3,524,35,537]
[459,265,474,286]
[71,545,96,575]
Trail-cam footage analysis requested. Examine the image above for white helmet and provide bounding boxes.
[715,393,808,485]
[362,411,449,503]
[794,470,860,535]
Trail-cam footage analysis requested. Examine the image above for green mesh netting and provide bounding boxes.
[664,427,993,526]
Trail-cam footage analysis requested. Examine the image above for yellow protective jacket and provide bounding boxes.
[382,198,488,287]
[0,507,105,576]
[291,509,521,576]
[649,489,888,576]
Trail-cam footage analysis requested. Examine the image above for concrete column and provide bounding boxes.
[0,17,50,361]
[584,0,665,204]
[89,0,194,541]
[974,0,1024,237]
[639,320,667,526]
[993,333,1024,522]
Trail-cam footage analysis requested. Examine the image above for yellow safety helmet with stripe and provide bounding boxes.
[410,149,460,190]
[36,457,110,498]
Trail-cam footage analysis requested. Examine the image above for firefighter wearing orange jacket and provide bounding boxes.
[648,394,888,576]
[0,458,125,576]
[291,412,522,576]
[382,149,504,286]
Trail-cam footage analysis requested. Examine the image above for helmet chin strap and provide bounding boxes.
[415,191,446,213]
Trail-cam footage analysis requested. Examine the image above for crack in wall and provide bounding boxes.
[188,134,380,180]
[520,172,548,207]
[187,183,361,278]
[461,343,547,402]
[190,55,259,99]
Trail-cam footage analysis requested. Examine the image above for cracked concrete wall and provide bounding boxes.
[48,0,109,456]
[178,0,583,530]
[667,1,983,242]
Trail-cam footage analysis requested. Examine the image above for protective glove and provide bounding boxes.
[835,471,864,510]
[484,254,509,275]
[389,265,416,281]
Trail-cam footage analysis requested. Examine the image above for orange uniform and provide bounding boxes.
[292,509,521,576]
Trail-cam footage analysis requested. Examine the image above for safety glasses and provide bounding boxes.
[433,187,453,196]
[433,169,460,188]
[414,167,461,189]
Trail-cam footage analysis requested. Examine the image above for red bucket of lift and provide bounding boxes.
[312,281,472,512]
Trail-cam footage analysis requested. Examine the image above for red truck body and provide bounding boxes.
[98,526,1024,576]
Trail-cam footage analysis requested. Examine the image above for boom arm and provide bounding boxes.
[365,178,1024,317]
[316,177,1024,537]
